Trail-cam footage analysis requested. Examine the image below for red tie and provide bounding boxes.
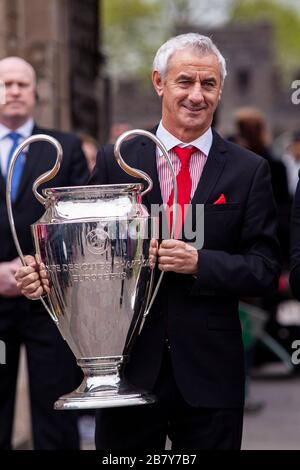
[167,145,197,238]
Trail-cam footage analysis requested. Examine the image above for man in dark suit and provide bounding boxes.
[16,34,281,450]
[289,174,300,299]
[0,56,89,449]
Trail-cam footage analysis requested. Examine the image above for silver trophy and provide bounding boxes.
[6,130,177,410]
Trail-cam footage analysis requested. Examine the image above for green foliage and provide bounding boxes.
[102,0,166,84]
[102,0,194,84]
[103,0,159,25]
[230,0,300,81]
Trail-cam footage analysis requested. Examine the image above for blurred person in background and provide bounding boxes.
[234,107,290,209]
[289,169,300,299]
[234,107,290,267]
[17,33,281,451]
[109,121,133,144]
[282,130,300,199]
[232,108,293,391]
[0,57,89,449]
[288,133,300,300]
[79,132,99,174]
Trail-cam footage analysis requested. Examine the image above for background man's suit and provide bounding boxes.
[0,125,89,449]
[289,174,300,299]
[90,129,281,449]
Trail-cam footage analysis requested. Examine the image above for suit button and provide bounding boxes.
[165,337,171,350]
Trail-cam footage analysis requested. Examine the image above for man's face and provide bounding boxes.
[152,48,222,141]
[0,59,36,127]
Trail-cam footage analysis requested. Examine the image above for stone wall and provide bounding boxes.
[0,0,104,140]
[69,0,104,140]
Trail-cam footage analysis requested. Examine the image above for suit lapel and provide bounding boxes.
[14,125,47,204]
[136,129,163,211]
[191,130,227,204]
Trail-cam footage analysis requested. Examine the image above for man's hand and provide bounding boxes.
[15,255,50,299]
[158,239,198,274]
[0,258,22,297]
[149,239,158,269]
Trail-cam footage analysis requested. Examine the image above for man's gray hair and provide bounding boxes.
[153,33,227,86]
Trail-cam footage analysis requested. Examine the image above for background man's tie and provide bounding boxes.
[167,145,197,238]
[5,132,25,202]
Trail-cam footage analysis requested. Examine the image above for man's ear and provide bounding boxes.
[32,83,39,103]
[152,70,164,97]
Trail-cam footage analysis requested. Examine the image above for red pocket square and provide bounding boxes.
[213,194,227,205]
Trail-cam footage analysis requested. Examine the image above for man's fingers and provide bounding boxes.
[41,278,50,289]
[158,263,173,272]
[16,277,39,291]
[149,239,158,269]
[22,280,42,294]
[15,265,37,281]
[39,269,49,279]
[20,272,40,287]
[158,256,175,265]
[160,239,185,249]
[22,285,44,299]
[158,247,182,257]
[150,238,158,248]
[149,255,157,269]
[42,284,51,295]
[24,255,37,267]
[149,239,158,254]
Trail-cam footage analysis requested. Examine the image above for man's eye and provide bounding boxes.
[203,81,215,88]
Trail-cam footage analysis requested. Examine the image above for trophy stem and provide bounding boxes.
[54,356,155,410]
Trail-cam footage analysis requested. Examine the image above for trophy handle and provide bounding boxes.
[114,129,178,320]
[114,129,178,204]
[5,134,63,324]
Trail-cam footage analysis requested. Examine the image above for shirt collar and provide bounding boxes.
[156,121,213,157]
[0,118,35,140]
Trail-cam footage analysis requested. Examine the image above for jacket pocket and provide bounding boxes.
[205,203,241,212]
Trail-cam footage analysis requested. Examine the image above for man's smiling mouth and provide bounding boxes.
[183,105,207,112]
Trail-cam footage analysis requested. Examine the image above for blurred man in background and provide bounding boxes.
[79,132,99,174]
[282,130,300,198]
[0,56,89,449]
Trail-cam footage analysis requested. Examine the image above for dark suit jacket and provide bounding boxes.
[0,124,89,309]
[289,175,300,299]
[89,129,281,408]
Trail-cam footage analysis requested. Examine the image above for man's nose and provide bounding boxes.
[9,83,21,95]
[189,83,204,103]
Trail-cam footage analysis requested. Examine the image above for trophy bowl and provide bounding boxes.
[32,183,157,409]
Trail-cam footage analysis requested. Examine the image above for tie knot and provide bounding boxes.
[173,145,197,168]
[7,132,21,144]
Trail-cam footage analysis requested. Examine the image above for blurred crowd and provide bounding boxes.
[227,107,300,412]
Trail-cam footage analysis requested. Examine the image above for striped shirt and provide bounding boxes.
[156,122,212,204]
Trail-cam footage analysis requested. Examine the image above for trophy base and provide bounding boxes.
[54,390,155,410]
[54,356,156,410]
